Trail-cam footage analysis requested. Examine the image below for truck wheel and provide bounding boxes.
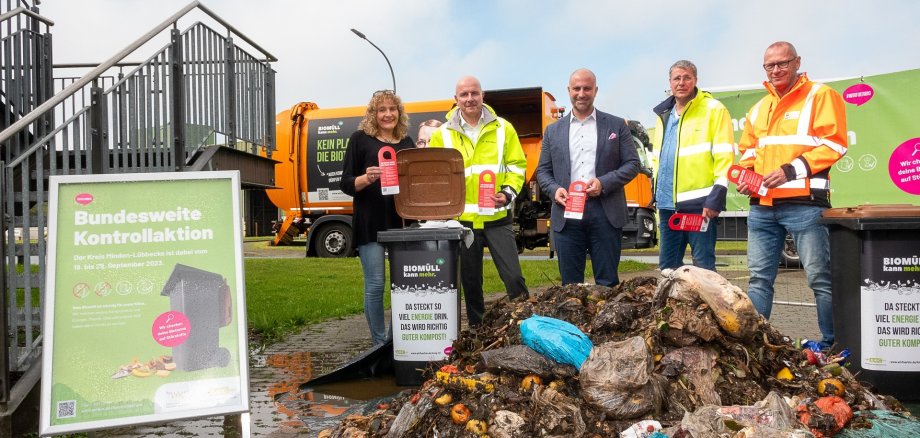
[314,223,353,258]
[781,233,800,267]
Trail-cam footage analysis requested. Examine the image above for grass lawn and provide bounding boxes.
[245,257,650,345]
[623,240,748,255]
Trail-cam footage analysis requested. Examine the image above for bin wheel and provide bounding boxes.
[781,233,801,267]
[314,223,354,258]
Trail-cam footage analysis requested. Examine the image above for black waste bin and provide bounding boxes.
[821,204,920,401]
[160,264,232,371]
[378,227,465,386]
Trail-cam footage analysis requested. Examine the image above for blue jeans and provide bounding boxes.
[358,242,388,346]
[747,204,833,347]
[658,209,718,271]
[553,199,622,286]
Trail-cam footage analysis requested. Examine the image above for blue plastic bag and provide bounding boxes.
[520,315,593,369]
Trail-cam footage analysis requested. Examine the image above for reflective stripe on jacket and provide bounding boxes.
[428,104,527,228]
[738,73,848,206]
[651,88,735,212]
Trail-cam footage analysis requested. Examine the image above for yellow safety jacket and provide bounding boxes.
[428,104,527,228]
[651,88,735,212]
[738,73,848,207]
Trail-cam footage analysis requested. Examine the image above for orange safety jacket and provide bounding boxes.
[737,73,848,207]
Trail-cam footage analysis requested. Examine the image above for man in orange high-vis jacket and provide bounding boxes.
[736,41,848,350]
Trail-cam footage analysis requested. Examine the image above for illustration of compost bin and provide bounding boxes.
[161,264,232,371]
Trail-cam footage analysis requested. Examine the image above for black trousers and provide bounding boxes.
[460,223,529,326]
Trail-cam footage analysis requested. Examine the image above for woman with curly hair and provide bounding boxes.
[340,90,413,345]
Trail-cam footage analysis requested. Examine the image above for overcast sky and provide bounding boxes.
[40,0,920,128]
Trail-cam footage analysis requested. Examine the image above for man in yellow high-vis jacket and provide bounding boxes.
[651,60,734,271]
[428,76,529,327]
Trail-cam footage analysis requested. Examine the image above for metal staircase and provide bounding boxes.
[0,1,277,434]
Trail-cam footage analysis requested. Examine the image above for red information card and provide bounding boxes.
[727,165,768,197]
[668,213,710,232]
[378,146,399,195]
[564,181,587,220]
[478,170,496,215]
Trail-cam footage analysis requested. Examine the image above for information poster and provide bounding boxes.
[389,249,459,362]
[308,116,361,203]
[305,111,447,204]
[40,171,249,436]
[860,236,920,371]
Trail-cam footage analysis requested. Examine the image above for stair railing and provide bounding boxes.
[0,0,276,404]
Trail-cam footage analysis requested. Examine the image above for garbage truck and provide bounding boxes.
[266,87,658,257]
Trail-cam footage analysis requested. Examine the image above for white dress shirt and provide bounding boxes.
[568,109,598,183]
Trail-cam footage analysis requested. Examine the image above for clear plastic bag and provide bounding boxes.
[658,266,760,339]
[531,385,586,437]
[579,336,663,419]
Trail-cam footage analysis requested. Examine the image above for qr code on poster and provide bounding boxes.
[318,188,329,201]
[57,400,77,418]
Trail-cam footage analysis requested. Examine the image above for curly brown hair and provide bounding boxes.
[358,90,409,140]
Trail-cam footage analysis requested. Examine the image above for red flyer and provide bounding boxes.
[727,165,768,197]
[668,213,710,232]
[478,170,496,215]
[564,181,587,220]
[378,146,399,195]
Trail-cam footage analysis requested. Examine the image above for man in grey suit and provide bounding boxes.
[536,68,640,286]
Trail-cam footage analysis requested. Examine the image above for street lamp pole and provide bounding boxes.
[350,28,396,94]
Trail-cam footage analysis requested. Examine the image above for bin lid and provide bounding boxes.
[378,227,467,242]
[821,204,920,230]
[394,148,466,220]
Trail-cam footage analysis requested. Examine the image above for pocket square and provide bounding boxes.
[608,132,617,140]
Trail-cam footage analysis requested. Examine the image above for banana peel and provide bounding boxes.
[131,366,153,378]
[436,371,494,393]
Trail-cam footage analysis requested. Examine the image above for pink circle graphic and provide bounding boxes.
[75,193,94,205]
[152,311,192,347]
[843,83,874,106]
[888,138,920,195]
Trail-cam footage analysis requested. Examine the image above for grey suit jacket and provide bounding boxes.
[535,110,640,231]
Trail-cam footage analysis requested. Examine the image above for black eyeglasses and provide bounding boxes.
[373,89,395,96]
[763,57,798,72]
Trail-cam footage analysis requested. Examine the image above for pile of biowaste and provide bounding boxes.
[319,266,916,438]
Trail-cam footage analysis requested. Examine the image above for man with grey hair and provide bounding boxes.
[650,60,734,271]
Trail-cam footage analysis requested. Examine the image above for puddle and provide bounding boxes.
[253,349,403,436]
[94,345,400,437]
[270,376,403,434]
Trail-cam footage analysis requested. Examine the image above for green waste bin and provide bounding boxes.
[378,227,465,386]
[821,204,920,401]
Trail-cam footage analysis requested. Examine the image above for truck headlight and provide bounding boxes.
[643,218,655,231]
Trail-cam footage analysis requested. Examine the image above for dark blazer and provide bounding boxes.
[535,110,640,231]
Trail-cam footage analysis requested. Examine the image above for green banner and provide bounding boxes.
[41,171,249,435]
[711,68,920,212]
